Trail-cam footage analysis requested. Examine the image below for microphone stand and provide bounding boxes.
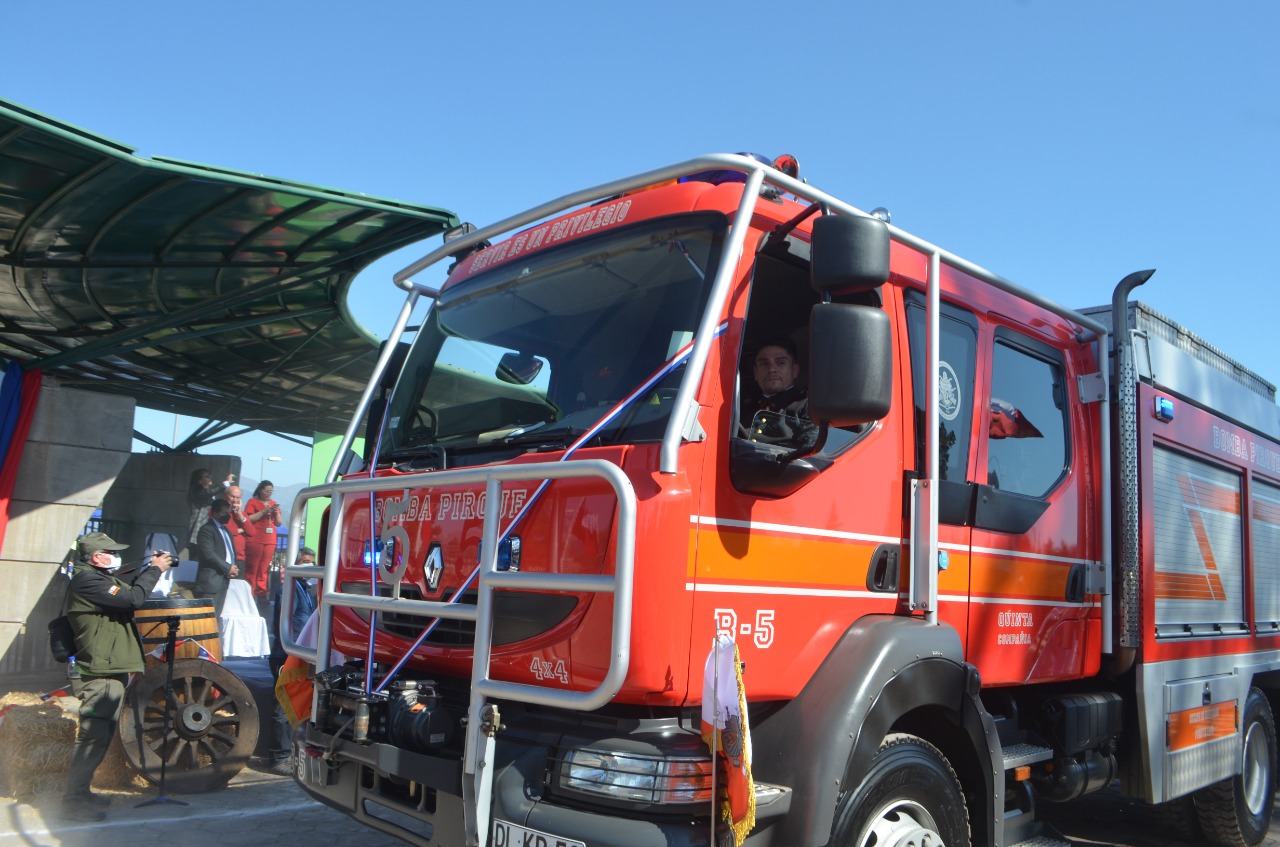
[136,616,189,808]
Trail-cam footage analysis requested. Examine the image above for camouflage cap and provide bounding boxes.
[77,531,129,558]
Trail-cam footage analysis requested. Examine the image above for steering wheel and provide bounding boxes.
[407,404,438,441]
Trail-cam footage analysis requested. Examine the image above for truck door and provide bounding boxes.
[904,293,978,645]
[966,323,1094,684]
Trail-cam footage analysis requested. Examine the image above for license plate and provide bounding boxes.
[302,754,331,787]
[492,819,586,847]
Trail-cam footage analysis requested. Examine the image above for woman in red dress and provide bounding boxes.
[243,480,281,597]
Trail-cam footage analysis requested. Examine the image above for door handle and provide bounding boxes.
[866,544,901,593]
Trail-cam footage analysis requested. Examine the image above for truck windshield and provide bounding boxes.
[381,213,725,461]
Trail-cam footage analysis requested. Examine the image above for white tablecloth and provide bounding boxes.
[219,580,271,657]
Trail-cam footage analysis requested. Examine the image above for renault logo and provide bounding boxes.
[424,543,444,592]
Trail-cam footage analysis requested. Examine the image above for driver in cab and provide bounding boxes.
[738,337,816,448]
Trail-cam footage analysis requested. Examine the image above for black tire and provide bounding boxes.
[830,733,970,847]
[1155,795,1204,844]
[1193,687,1276,847]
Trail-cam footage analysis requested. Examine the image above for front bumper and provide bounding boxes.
[298,724,790,847]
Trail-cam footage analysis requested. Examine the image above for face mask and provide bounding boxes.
[216,512,232,525]
[103,553,122,572]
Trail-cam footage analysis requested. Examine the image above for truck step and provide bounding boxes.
[752,781,791,820]
[1002,743,1054,770]
[1009,838,1070,847]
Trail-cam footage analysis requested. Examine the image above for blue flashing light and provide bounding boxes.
[1154,396,1176,423]
[480,535,522,572]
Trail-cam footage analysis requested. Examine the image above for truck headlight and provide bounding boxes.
[557,747,713,804]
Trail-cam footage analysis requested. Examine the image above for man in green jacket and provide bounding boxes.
[62,531,172,821]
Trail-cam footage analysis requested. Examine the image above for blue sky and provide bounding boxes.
[6,1,1277,487]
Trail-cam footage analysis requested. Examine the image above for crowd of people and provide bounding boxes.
[57,467,312,818]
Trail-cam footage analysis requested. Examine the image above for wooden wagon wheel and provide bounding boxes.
[118,658,259,792]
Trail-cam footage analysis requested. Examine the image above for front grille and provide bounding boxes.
[356,583,580,647]
[377,584,476,645]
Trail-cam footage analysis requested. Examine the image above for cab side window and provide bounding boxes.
[728,244,880,496]
[986,332,1069,498]
[904,294,979,482]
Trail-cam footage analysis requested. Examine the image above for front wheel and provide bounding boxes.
[830,733,970,847]
[1193,687,1276,847]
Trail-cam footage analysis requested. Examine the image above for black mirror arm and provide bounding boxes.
[759,202,824,255]
[779,421,828,464]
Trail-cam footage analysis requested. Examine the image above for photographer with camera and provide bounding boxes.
[62,532,173,820]
[185,467,235,547]
[243,480,281,599]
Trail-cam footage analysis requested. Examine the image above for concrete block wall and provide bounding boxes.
[0,375,242,678]
[103,452,240,560]
[0,379,134,676]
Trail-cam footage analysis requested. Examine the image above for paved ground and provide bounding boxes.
[2,767,1277,847]
[0,767,405,847]
[4,662,1278,847]
[1042,787,1280,847]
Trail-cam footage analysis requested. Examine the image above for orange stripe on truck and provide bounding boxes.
[1154,572,1221,601]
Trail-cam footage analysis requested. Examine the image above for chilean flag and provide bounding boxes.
[0,359,41,555]
[700,634,755,846]
[148,638,219,664]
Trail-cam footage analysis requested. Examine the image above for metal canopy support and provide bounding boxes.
[181,315,339,444]
[27,260,358,372]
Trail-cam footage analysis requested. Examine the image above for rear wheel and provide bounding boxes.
[830,733,970,847]
[1193,687,1276,847]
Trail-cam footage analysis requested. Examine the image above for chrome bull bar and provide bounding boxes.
[282,458,636,847]
[281,458,637,706]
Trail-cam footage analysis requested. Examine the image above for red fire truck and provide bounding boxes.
[280,154,1280,847]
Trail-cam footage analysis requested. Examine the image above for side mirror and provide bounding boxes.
[810,214,890,292]
[808,303,892,426]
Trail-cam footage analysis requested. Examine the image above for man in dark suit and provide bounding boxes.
[195,498,239,615]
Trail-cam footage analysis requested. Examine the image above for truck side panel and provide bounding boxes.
[1132,382,1280,802]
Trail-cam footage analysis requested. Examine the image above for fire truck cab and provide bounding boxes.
[281,154,1280,847]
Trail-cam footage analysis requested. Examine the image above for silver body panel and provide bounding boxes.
[1137,651,1280,802]
[1081,301,1280,441]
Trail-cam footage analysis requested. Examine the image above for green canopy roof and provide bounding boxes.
[0,96,456,444]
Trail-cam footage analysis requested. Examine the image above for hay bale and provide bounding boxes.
[0,694,75,800]
[0,691,145,800]
[99,736,148,791]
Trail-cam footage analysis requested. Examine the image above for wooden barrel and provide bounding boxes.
[135,598,222,663]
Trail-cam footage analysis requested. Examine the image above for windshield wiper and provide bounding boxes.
[503,424,583,447]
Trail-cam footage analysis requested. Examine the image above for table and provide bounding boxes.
[220,579,271,658]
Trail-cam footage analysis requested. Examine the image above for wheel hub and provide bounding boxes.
[860,802,945,847]
[178,702,213,737]
[1241,721,1270,817]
